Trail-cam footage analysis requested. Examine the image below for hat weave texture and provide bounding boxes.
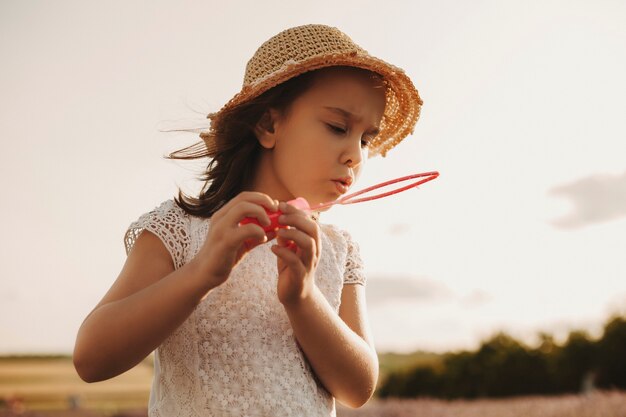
[199,24,423,157]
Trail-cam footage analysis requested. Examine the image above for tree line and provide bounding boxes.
[377,314,626,399]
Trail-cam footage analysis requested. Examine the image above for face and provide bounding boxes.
[251,67,386,210]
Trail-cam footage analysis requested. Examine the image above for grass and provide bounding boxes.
[377,350,442,386]
[0,355,151,414]
[2,355,625,417]
[336,391,626,417]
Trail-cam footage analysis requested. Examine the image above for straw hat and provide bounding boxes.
[199,24,423,158]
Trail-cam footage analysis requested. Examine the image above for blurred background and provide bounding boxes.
[1,0,625,415]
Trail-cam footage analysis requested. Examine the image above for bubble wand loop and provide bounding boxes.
[310,171,440,211]
[240,171,440,239]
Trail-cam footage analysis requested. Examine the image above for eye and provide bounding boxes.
[326,123,347,135]
[361,132,377,149]
[326,123,373,149]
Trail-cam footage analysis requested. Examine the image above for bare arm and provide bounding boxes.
[73,192,279,383]
[271,202,378,408]
[73,230,217,382]
[282,283,378,409]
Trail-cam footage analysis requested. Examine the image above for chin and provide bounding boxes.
[317,204,334,213]
[297,193,331,210]
[319,192,344,209]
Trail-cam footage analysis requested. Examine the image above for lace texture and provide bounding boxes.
[124,199,366,417]
[124,200,191,269]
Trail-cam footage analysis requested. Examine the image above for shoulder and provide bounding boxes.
[124,198,191,268]
[125,199,190,240]
[320,222,366,286]
[147,198,189,220]
[318,222,363,264]
[319,222,359,249]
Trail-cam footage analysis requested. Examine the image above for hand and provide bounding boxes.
[271,201,322,307]
[196,191,279,288]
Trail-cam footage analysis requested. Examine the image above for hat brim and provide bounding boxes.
[199,50,422,158]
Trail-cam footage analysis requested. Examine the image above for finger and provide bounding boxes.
[286,241,298,253]
[229,201,274,229]
[279,201,305,216]
[277,212,320,259]
[278,210,315,232]
[276,235,299,255]
[216,192,279,221]
[276,228,315,266]
[276,234,295,251]
[237,191,280,213]
[278,201,314,222]
[234,223,268,250]
[243,236,268,252]
[211,198,240,222]
[271,244,306,274]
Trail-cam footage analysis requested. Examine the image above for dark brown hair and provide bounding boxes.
[163,66,384,219]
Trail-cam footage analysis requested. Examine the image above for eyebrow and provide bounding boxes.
[323,106,381,135]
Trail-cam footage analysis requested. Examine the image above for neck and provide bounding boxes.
[245,149,294,201]
[246,150,321,222]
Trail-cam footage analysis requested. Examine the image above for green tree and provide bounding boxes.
[596,315,626,389]
[552,330,598,392]
[376,315,626,399]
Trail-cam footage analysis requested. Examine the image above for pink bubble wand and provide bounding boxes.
[241,171,440,243]
[310,170,440,211]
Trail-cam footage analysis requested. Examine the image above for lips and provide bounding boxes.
[332,176,353,187]
[332,180,349,194]
[331,175,353,195]
[333,176,352,194]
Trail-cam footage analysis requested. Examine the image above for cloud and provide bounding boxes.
[459,289,493,308]
[549,170,626,229]
[365,275,454,306]
[388,223,411,236]
[365,276,493,310]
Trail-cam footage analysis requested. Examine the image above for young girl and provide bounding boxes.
[73,24,422,416]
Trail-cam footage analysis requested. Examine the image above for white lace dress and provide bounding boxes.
[123,199,367,417]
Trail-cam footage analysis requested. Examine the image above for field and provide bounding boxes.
[377,350,443,386]
[1,356,625,417]
[0,356,151,414]
[336,392,626,417]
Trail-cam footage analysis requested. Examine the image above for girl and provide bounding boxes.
[73,24,422,417]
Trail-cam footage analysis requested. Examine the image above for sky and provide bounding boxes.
[1,0,625,355]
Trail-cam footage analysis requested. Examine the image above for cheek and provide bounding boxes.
[288,126,331,162]
[273,139,316,182]
[275,121,338,178]
[353,165,364,183]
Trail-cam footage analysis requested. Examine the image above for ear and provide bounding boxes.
[254,108,281,149]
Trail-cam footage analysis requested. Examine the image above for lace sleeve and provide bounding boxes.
[340,228,366,286]
[123,199,190,270]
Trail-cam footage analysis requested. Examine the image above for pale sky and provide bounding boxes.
[1,0,625,355]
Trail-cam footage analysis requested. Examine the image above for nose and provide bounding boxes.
[343,135,365,168]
